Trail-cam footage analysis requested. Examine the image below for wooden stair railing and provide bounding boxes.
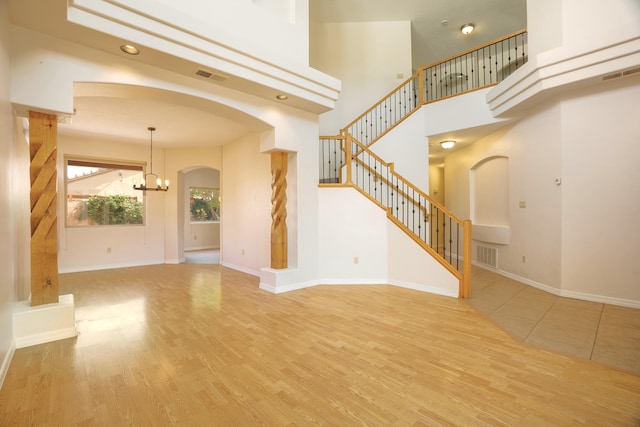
[319,30,528,297]
[319,134,471,298]
[341,29,528,149]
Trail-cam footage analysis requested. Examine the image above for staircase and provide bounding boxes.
[318,30,528,298]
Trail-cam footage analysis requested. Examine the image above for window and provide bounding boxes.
[190,187,220,222]
[65,158,145,226]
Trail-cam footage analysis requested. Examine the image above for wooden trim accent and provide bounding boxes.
[29,111,59,306]
[344,133,353,184]
[270,151,288,269]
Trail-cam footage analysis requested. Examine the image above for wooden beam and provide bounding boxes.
[270,151,288,269]
[29,111,59,306]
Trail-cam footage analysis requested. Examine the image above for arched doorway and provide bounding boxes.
[181,167,221,264]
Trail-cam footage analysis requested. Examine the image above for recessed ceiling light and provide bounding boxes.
[440,140,456,149]
[461,23,474,35]
[276,94,288,100]
[120,44,140,55]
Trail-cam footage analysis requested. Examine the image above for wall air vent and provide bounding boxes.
[195,69,228,83]
[195,69,213,78]
[477,245,497,268]
[602,72,622,81]
[602,67,640,82]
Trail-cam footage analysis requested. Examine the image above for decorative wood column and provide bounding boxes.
[29,111,59,306]
[270,151,288,269]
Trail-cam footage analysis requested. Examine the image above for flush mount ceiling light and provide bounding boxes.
[461,23,475,35]
[440,140,456,149]
[133,127,169,192]
[276,94,289,100]
[120,44,140,55]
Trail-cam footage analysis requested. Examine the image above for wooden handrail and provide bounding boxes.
[340,71,420,136]
[338,29,528,149]
[417,28,527,73]
[318,132,472,297]
[350,137,464,224]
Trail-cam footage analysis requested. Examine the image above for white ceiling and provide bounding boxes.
[10,0,527,157]
[310,0,526,68]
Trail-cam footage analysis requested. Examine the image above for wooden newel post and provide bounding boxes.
[29,111,60,306]
[461,219,472,298]
[270,151,288,269]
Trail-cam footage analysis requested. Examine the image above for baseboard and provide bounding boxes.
[474,262,640,309]
[14,327,78,349]
[558,290,640,310]
[389,279,459,298]
[259,277,458,298]
[59,259,164,273]
[13,294,78,349]
[184,246,219,251]
[259,279,319,294]
[0,339,16,391]
[221,262,260,277]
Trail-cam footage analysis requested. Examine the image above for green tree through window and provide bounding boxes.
[65,158,144,226]
[190,188,220,222]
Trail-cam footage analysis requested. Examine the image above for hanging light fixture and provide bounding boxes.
[133,127,169,192]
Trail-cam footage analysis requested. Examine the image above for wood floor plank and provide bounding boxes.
[1,263,639,425]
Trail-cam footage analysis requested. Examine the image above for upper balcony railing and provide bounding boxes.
[342,30,528,147]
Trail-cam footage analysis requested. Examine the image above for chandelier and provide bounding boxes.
[133,126,169,192]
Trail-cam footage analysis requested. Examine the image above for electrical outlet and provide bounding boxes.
[354,256,359,264]
[242,249,245,255]
[522,255,526,263]
[519,201,526,208]
[107,247,111,253]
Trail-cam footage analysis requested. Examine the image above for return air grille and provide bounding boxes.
[195,69,213,78]
[195,69,228,82]
[602,67,640,82]
[477,245,497,268]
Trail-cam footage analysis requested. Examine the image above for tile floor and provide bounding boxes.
[468,265,640,375]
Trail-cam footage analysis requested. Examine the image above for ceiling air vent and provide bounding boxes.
[622,67,640,77]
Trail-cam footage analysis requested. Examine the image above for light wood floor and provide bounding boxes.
[1,264,639,425]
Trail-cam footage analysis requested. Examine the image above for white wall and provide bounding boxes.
[221,134,271,276]
[445,101,563,291]
[318,186,459,296]
[446,76,640,306]
[311,21,413,135]
[155,0,309,65]
[0,0,29,386]
[370,110,429,191]
[560,78,640,303]
[183,168,220,251]
[318,187,388,283]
